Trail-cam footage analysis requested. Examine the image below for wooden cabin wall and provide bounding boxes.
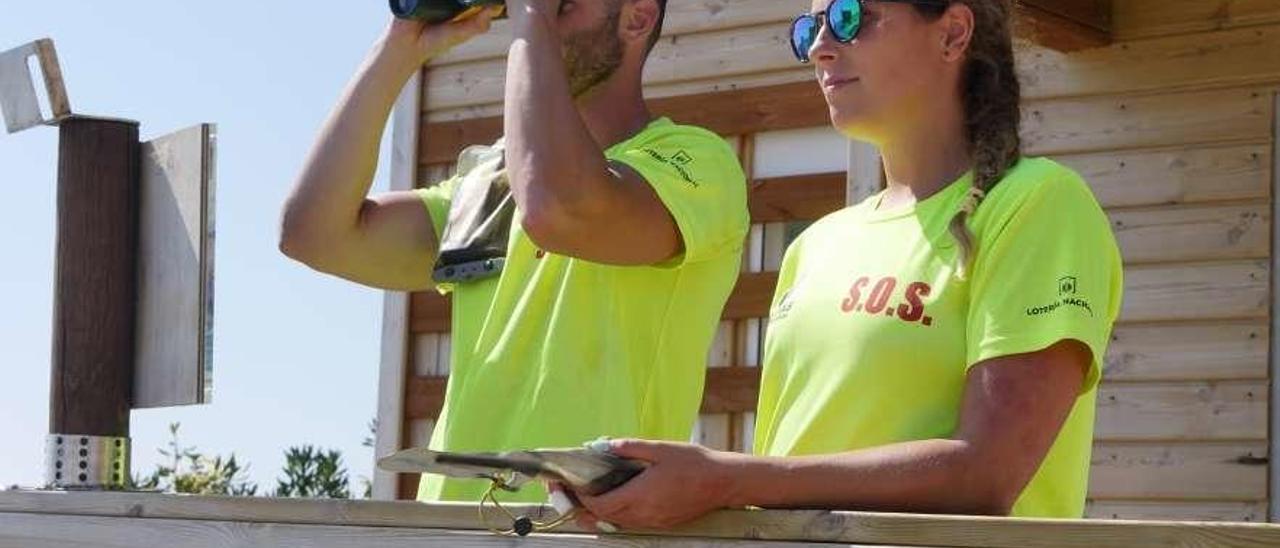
[394,0,1280,521]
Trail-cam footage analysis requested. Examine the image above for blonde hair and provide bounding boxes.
[916,0,1023,275]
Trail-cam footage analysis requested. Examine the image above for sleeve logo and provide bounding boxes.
[641,148,700,187]
[1028,275,1094,318]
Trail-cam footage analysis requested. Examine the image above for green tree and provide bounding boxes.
[133,423,258,496]
[273,446,350,499]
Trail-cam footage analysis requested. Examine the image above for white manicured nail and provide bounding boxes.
[597,521,619,533]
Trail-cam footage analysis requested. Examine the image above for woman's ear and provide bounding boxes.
[939,2,976,63]
[620,0,661,48]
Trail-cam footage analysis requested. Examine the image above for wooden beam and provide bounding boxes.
[420,81,827,165]
[721,272,779,321]
[3,490,1280,548]
[409,291,452,334]
[748,172,845,223]
[1018,0,1112,52]
[702,367,763,414]
[406,368,762,419]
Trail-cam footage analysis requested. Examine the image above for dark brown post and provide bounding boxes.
[46,116,139,489]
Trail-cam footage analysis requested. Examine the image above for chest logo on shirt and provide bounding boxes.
[839,276,934,327]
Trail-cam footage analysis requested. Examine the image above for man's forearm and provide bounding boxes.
[504,6,614,228]
[727,439,1016,516]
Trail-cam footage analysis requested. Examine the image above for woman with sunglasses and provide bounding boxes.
[561,0,1124,529]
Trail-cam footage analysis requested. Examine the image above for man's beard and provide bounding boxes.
[562,10,625,98]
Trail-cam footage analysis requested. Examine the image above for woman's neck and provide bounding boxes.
[875,116,972,210]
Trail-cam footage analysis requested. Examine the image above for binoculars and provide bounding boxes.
[390,0,507,24]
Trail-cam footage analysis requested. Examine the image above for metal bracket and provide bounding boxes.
[0,38,72,134]
[44,434,130,490]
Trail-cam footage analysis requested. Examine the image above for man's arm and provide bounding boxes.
[504,1,681,265]
[279,14,498,291]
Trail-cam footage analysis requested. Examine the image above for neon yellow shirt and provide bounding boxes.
[754,158,1123,518]
[415,118,748,502]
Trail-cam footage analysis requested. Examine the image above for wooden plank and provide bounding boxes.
[1105,321,1269,382]
[404,376,448,420]
[1110,202,1270,264]
[409,291,452,334]
[1023,87,1275,156]
[420,80,826,165]
[0,513,862,548]
[748,173,845,223]
[1057,142,1272,209]
[411,334,440,377]
[693,414,732,451]
[1086,500,1269,522]
[1088,442,1269,500]
[848,140,884,204]
[1269,90,1279,524]
[1113,0,1280,41]
[1095,380,1268,442]
[1018,0,1112,52]
[1121,260,1270,323]
[4,491,1280,548]
[1021,25,1280,100]
[708,321,734,368]
[404,366,760,420]
[701,367,762,415]
[721,272,779,321]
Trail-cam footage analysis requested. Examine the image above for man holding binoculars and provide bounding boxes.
[279,0,749,503]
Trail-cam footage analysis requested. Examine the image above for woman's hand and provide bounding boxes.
[572,439,743,530]
[379,7,502,68]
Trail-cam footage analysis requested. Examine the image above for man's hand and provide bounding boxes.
[382,7,503,68]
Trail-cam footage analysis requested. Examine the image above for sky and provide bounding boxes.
[0,1,407,492]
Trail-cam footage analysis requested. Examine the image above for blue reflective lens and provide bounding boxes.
[790,15,819,62]
[827,0,863,42]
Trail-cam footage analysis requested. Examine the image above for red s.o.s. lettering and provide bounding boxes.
[840,276,871,313]
[897,281,932,322]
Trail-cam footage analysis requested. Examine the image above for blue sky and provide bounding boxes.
[0,1,406,491]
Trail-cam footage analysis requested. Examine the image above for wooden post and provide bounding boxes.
[47,116,140,486]
[374,69,423,501]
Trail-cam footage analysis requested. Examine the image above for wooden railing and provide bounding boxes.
[1,490,1278,547]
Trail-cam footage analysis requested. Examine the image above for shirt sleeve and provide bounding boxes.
[965,173,1124,393]
[415,175,460,244]
[610,129,749,267]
